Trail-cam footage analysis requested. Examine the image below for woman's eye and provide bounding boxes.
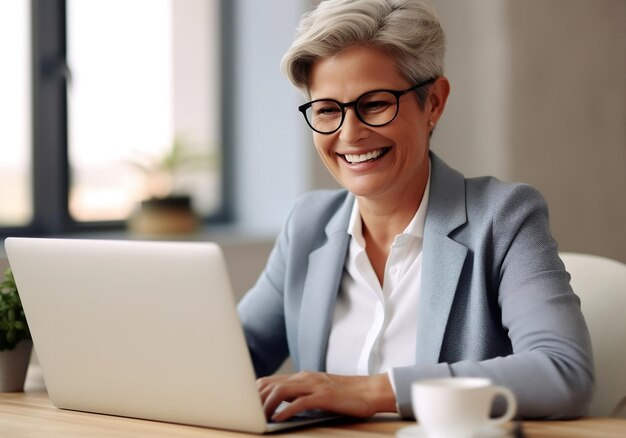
[315,106,341,117]
[359,100,392,113]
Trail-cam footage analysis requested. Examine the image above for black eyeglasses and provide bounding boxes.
[298,77,436,135]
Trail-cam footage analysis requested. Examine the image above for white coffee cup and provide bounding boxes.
[411,377,517,438]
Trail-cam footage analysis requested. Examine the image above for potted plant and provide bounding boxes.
[0,268,32,392]
[127,136,217,236]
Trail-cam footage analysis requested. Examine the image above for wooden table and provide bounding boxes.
[0,391,625,438]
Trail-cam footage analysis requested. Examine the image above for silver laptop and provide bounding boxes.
[5,237,336,433]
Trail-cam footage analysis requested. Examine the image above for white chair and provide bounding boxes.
[560,252,626,418]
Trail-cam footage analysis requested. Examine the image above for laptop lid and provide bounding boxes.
[5,237,331,433]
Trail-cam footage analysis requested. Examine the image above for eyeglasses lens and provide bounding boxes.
[306,101,343,134]
[356,91,399,127]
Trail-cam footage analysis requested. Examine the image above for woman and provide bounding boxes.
[237,0,593,422]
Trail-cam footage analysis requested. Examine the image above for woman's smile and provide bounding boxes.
[340,147,391,165]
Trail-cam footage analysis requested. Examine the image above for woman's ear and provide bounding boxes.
[426,76,450,125]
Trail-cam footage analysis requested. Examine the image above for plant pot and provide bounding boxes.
[0,340,32,392]
[128,196,200,236]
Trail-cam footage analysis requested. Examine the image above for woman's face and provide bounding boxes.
[307,45,446,204]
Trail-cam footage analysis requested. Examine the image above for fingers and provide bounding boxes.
[270,394,321,422]
[257,372,320,420]
[256,372,396,421]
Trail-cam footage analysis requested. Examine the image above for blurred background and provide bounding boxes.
[0,0,624,297]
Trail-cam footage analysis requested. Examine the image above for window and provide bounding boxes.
[0,0,225,236]
[0,0,32,227]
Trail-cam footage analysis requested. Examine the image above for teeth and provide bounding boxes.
[344,149,384,163]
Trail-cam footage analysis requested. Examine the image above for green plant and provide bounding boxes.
[0,268,30,351]
[128,136,217,199]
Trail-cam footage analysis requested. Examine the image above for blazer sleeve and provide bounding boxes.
[392,184,594,420]
[236,210,292,377]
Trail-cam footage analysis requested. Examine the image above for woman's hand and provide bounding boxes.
[257,371,397,421]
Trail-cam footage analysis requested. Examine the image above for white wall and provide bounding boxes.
[432,0,626,263]
[232,0,311,234]
[429,0,512,177]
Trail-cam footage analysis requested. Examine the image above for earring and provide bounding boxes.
[428,121,435,128]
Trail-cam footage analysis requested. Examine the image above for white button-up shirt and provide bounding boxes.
[326,175,430,375]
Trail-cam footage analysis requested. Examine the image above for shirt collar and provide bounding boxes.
[347,161,431,242]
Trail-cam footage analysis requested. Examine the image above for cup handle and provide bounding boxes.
[488,385,517,426]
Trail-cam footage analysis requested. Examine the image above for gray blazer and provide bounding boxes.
[237,152,593,419]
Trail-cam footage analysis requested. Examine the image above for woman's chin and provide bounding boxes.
[342,181,388,200]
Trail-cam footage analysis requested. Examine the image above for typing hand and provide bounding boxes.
[256,371,396,422]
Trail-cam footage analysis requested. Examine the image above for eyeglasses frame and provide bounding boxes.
[298,77,436,135]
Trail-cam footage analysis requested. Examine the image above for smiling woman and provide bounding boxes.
[236,0,593,424]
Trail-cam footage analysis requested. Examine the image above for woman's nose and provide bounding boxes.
[338,107,369,143]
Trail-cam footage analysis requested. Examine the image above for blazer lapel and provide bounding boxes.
[298,195,353,372]
[416,153,469,364]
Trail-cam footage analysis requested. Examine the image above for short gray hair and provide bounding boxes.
[281,0,446,102]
